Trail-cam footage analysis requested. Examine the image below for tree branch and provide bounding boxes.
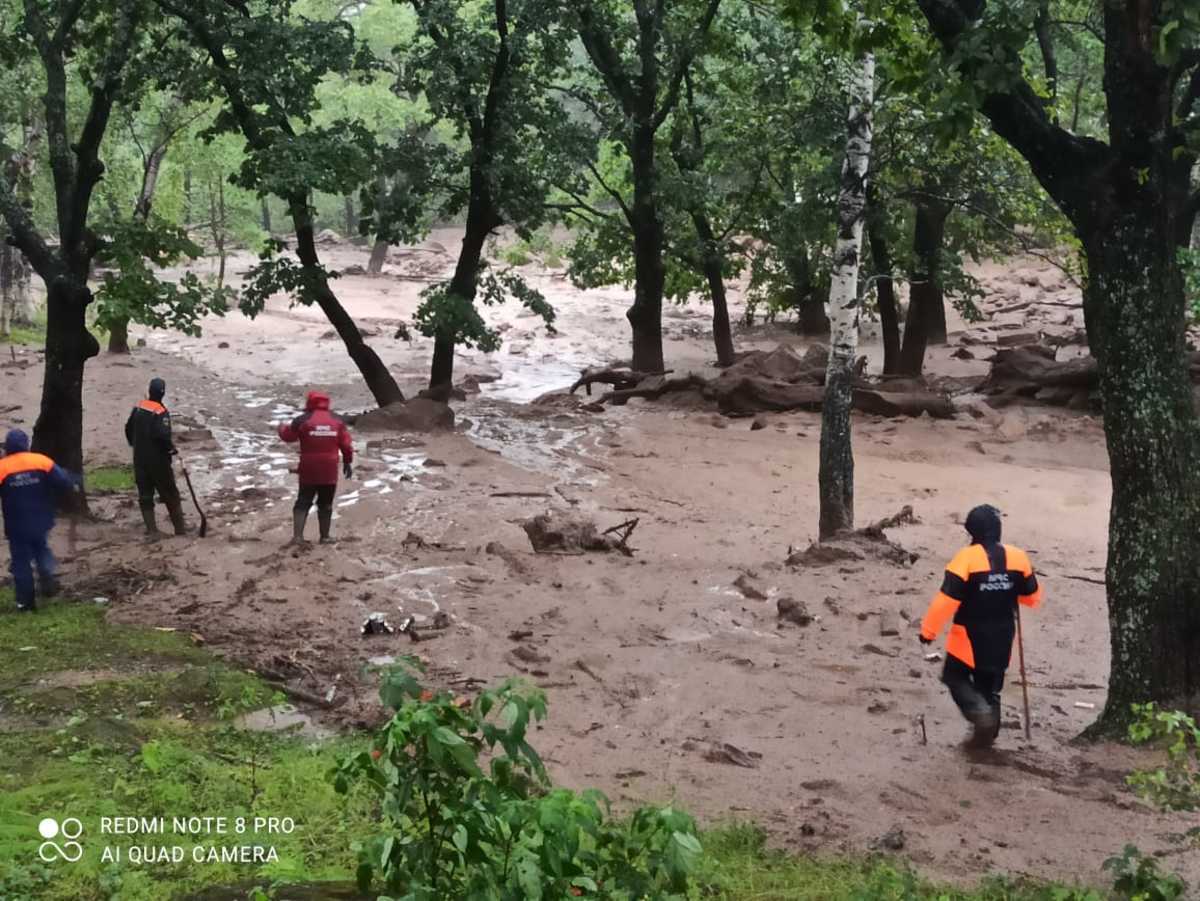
[63,0,140,258]
[585,159,633,226]
[652,0,721,132]
[0,163,56,277]
[914,0,1110,222]
[480,0,511,143]
[576,2,637,118]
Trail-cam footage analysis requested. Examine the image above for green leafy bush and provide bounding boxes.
[332,659,701,899]
[1103,845,1187,901]
[1127,703,1200,812]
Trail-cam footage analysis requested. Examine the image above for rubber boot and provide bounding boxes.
[965,708,999,750]
[291,509,309,544]
[166,498,188,536]
[141,506,161,539]
[317,507,334,544]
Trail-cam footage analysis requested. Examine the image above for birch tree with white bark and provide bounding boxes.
[818,51,875,539]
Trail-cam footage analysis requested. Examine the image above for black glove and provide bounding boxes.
[343,461,353,479]
[918,634,933,646]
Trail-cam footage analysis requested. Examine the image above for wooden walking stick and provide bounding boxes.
[1016,603,1032,740]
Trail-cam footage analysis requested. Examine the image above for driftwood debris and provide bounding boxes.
[787,506,920,569]
[566,344,954,418]
[570,366,673,396]
[521,511,638,556]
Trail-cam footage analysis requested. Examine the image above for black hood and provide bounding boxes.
[965,504,1002,544]
[148,377,166,401]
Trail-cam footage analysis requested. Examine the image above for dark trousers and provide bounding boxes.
[9,533,56,609]
[135,458,181,511]
[943,656,1004,727]
[294,484,335,514]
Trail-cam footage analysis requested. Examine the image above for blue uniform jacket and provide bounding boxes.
[0,452,76,539]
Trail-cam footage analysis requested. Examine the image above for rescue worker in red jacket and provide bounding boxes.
[919,505,1043,748]
[125,377,187,537]
[278,391,353,544]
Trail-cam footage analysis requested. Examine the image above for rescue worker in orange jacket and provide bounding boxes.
[919,505,1042,748]
[124,377,187,537]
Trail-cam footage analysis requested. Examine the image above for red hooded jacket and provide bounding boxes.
[278,391,353,486]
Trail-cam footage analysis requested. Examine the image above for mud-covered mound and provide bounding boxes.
[349,398,456,432]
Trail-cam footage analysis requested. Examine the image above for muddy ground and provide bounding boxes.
[6,231,1197,888]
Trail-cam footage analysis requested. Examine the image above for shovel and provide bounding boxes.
[177,458,208,538]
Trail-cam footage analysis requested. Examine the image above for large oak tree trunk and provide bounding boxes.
[898,200,949,376]
[430,180,498,390]
[819,51,874,540]
[866,189,899,375]
[289,199,404,407]
[33,277,99,478]
[1082,214,1200,725]
[629,124,666,373]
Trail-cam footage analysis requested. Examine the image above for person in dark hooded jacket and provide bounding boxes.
[0,429,79,611]
[125,377,187,536]
[919,505,1043,748]
[278,391,353,544]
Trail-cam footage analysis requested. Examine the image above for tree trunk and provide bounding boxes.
[629,123,666,373]
[367,239,388,275]
[261,197,272,235]
[690,211,734,367]
[0,242,14,336]
[344,195,356,238]
[431,187,496,390]
[1082,215,1200,729]
[898,200,950,375]
[783,249,829,336]
[289,198,405,407]
[819,51,874,540]
[33,277,99,479]
[866,189,899,375]
[107,317,130,354]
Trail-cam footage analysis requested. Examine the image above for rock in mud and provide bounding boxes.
[701,742,762,768]
[777,597,813,626]
[521,511,635,555]
[352,399,455,433]
[750,415,769,431]
[874,826,906,851]
[733,573,769,600]
[878,613,901,637]
[485,541,531,575]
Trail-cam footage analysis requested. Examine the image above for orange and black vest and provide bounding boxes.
[920,543,1042,671]
[124,399,174,463]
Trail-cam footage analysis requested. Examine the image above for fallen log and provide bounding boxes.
[706,377,954,419]
[570,366,672,396]
[600,373,708,406]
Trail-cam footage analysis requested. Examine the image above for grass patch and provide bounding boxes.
[86,465,136,494]
[697,824,1105,899]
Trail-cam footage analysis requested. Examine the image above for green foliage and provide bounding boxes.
[85,465,136,494]
[333,659,702,899]
[1127,703,1200,813]
[1102,846,1188,901]
[413,265,554,352]
[92,215,232,336]
[238,240,339,317]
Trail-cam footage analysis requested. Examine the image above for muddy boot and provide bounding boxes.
[291,509,309,545]
[141,507,161,539]
[166,499,189,536]
[317,507,334,545]
[964,708,999,750]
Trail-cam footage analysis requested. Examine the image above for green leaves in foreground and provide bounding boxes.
[332,660,699,900]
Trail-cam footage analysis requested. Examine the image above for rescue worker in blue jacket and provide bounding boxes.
[0,429,78,612]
